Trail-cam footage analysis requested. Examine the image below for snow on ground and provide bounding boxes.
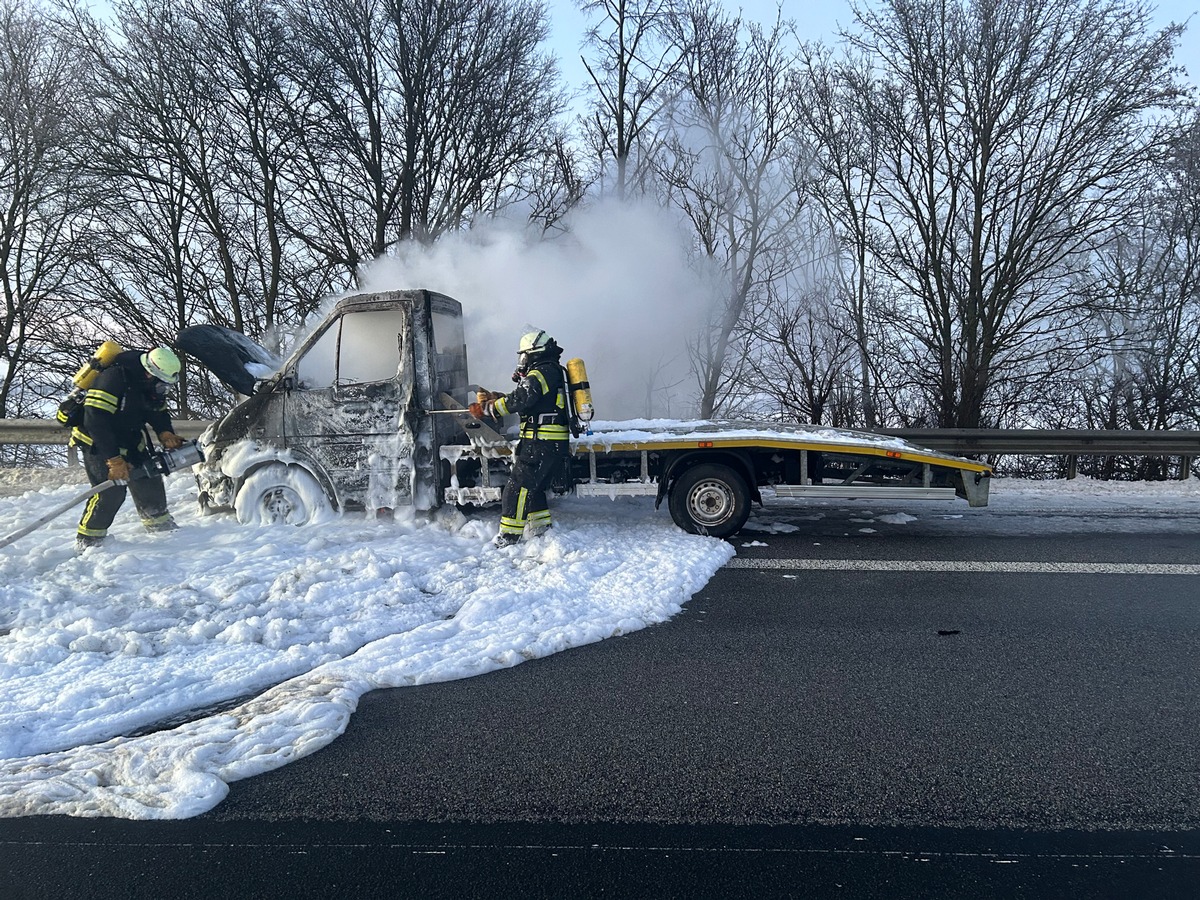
[0,467,1197,820]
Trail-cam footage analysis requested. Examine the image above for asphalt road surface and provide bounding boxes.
[5,498,1200,898]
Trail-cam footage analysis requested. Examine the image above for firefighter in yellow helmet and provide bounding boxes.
[71,346,186,552]
[470,329,570,547]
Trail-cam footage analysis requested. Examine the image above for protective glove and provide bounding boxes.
[476,389,502,404]
[158,431,184,450]
[468,402,485,419]
[107,456,131,482]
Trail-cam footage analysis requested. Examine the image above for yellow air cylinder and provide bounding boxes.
[566,357,594,425]
[72,340,123,390]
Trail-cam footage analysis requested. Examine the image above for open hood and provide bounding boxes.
[176,324,282,396]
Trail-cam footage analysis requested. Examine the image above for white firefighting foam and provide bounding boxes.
[0,471,732,819]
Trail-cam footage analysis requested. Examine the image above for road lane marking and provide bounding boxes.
[724,558,1200,575]
[2,838,1197,860]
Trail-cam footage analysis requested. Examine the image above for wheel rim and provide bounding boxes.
[259,485,306,524]
[687,478,735,527]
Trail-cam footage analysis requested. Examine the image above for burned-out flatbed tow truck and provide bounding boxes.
[179,289,991,536]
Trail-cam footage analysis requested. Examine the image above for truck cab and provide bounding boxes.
[186,290,468,524]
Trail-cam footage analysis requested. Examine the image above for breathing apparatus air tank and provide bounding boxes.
[566,357,594,435]
[71,340,123,391]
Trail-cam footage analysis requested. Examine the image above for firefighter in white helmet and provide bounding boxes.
[71,346,186,552]
[470,329,570,547]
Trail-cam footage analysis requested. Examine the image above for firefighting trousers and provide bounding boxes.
[77,451,173,538]
[498,438,569,537]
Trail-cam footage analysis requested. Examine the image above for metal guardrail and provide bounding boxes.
[0,419,214,444]
[876,428,1200,456]
[0,419,214,465]
[0,418,1197,468]
[0,419,1197,455]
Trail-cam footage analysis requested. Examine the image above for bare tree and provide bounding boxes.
[524,133,589,233]
[65,0,240,415]
[1071,109,1200,477]
[848,0,1186,428]
[284,0,563,281]
[42,0,563,420]
[579,0,682,199]
[384,0,563,237]
[795,47,885,427]
[746,281,859,425]
[188,0,339,338]
[658,1,805,417]
[281,0,398,276]
[0,0,93,417]
[1149,111,1200,435]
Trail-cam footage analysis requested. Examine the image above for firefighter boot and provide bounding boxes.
[75,534,106,553]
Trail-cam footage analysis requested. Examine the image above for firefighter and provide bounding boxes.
[71,346,187,552]
[470,329,570,547]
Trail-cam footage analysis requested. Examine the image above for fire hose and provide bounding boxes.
[0,441,204,551]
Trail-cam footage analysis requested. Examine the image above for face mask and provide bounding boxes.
[149,379,170,401]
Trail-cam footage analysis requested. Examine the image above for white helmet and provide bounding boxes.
[518,329,552,355]
[517,330,558,370]
[142,346,181,385]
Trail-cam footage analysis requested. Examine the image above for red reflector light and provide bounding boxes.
[697,441,714,448]
[885,450,902,458]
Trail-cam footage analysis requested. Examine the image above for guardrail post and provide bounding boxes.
[1181,456,1194,481]
[1066,454,1078,480]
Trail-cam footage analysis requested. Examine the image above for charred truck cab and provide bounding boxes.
[187,290,468,524]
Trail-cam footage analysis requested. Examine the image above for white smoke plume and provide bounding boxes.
[359,199,721,420]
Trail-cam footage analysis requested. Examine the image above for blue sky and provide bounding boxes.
[546,0,1200,93]
[84,0,1200,89]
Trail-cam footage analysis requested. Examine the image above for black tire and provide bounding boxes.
[668,463,751,538]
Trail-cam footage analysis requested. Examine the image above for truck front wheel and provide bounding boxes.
[668,463,750,538]
[235,463,333,526]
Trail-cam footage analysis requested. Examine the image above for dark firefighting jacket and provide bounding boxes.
[491,357,570,441]
[74,351,174,460]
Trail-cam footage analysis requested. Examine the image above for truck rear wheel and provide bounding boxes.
[668,463,750,538]
[235,463,333,526]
